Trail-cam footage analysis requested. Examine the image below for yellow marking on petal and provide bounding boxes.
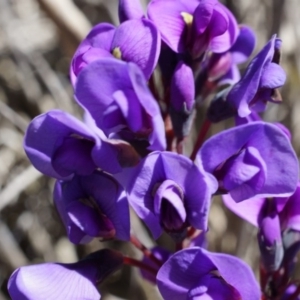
[181,12,193,26]
[112,47,122,60]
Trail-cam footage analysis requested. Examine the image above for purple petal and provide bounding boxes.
[67,201,115,239]
[230,25,256,64]
[192,0,217,35]
[119,0,144,23]
[235,111,261,126]
[222,194,265,227]
[208,4,228,39]
[260,62,286,89]
[127,152,217,239]
[147,0,189,53]
[281,183,300,231]
[209,3,239,53]
[171,61,195,111]
[227,36,277,117]
[157,247,260,300]
[54,172,130,243]
[157,248,216,299]
[8,249,123,300]
[52,137,96,177]
[24,110,98,179]
[204,249,261,300]
[111,19,161,79]
[8,264,100,300]
[199,122,298,201]
[70,23,115,86]
[128,62,166,150]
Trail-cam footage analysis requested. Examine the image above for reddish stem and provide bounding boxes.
[187,227,196,238]
[130,235,162,266]
[123,256,157,275]
[190,118,211,161]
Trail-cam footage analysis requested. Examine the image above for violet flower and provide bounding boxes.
[24,110,139,177]
[198,122,298,202]
[54,171,130,244]
[8,249,123,300]
[127,151,217,241]
[157,247,261,300]
[75,58,166,152]
[227,35,286,117]
[148,0,239,58]
[70,18,160,85]
[223,183,300,271]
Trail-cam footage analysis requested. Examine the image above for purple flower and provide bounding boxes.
[223,183,300,271]
[198,122,298,202]
[54,171,130,244]
[227,35,286,117]
[148,0,239,58]
[70,18,160,85]
[75,58,166,152]
[156,247,261,300]
[8,249,123,300]
[127,151,217,240]
[24,110,139,177]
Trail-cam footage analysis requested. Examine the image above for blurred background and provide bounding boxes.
[0,0,299,299]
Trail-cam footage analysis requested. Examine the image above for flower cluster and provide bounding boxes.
[8,0,300,299]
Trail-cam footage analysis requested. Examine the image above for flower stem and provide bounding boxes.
[123,256,157,275]
[190,118,211,161]
[130,235,162,266]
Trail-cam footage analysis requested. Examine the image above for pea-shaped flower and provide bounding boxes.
[70,18,160,85]
[54,171,130,244]
[148,0,239,58]
[157,247,260,300]
[127,151,217,240]
[227,35,286,117]
[75,59,166,152]
[198,122,298,202]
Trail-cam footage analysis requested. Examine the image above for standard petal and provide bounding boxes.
[199,122,298,201]
[8,264,100,300]
[147,0,189,52]
[246,123,298,198]
[75,58,131,129]
[70,23,115,85]
[111,19,160,79]
[118,0,144,22]
[8,249,123,300]
[209,3,239,53]
[192,0,216,35]
[204,249,261,300]
[157,248,216,300]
